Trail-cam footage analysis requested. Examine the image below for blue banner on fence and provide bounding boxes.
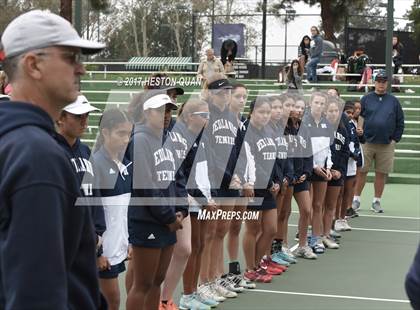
[213,24,245,57]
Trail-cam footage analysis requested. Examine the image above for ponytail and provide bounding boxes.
[94,108,130,153]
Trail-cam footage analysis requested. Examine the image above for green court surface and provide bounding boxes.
[117,183,420,310]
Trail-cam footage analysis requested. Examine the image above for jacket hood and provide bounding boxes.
[0,101,55,138]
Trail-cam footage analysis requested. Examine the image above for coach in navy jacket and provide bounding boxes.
[0,10,105,309]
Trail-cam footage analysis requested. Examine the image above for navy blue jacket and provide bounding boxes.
[285,121,313,181]
[361,92,405,144]
[55,134,106,254]
[204,100,241,191]
[406,243,420,310]
[330,116,351,176]
[242,121,280,195]
[129,124,177,226]
[267,120,294,183]
[347,118,362,160]
[0,102,104,309]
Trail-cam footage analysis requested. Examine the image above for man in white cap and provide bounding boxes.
[0,10,106,309]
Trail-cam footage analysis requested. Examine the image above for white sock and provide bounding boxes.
[353,196,360,202]
[373,197,381,203]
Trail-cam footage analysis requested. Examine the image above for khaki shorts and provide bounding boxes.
[360,142,396,174]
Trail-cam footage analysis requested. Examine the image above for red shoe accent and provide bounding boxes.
[255,268,273,283]
[267,256,288,271]
[259,259,283,275]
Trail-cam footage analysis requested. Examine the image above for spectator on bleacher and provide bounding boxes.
[355,70,405,213]
[298,35,311,73]
[286,59,303,92]
[392,36,404,75]
[305,26,323,83]
[0,10,106,309]
[197,48,225,85]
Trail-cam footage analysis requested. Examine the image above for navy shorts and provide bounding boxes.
[310,172,328,182]
[128,220,176,248]
[345,175,356,181]
[328,177,345,187]
[213,188,240,198]
[99,261,126,279]
[247,190,276,211]
[293,180,310,193]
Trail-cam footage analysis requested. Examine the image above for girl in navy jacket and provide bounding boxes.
[278,95,318,260]
[242,97,281,283]
[227,83,254,285]
[200,74,243,296]
[304,92,333,254]
[92,108,133,309]
[323,98,350,249]
[127,93,183,310]
[267,94,295,265]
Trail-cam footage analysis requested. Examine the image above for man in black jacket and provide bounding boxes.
[0,10,106,309]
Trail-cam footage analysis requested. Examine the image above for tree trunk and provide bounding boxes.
[131,13,141,56]
[226,0,234,23]
[60,0,72,22]
[141,12,148,56]
[174,10,182,57]
[320,0,336,43]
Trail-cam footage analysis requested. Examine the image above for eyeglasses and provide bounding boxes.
[35,50,82,65]
[191,111,210,120]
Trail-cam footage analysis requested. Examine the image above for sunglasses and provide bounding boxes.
[191,111,210,120]
[35,50,82,65]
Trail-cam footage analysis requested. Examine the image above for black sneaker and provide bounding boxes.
[346,208,359,218]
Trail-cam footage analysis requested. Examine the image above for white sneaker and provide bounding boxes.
[322,236,340,249]
[282,246,296,259]
[198,283,225,302]
[405,88,415,94]
[213,281,237,298]
[294,245,317,259]
[342,219,352,231]
[334,219,345,232]
[217,276,244,293]
[228,273,256,289]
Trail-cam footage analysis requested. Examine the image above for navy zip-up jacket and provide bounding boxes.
[361,92,405,144]
[242,121,280,195]
[55,134,106,254]
[267,120,294,183]
[0,102,104,309]
[204,100,241,191]
[92,146,131,265]
[303,111,334,169]
[164,120,197,217]
[129,124,177,226]
[406,243,420,310]
[285,121,314,181]
[330,116,351,177]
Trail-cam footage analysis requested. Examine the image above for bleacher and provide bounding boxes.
[80,62,420,185]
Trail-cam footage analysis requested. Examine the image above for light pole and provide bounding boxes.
[283,9,295,65]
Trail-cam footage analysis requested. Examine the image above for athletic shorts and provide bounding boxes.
[293,180,310,193]
[328,177,345,187]
[99,261,126,279]
[310,172,328,182]
[128,220,176,248]
[360,142,396,174]
[247,191,276,211]
[213,188,240,198]
[345,175,356,181]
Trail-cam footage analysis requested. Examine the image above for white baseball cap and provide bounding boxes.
[63,95,100,115]
[143,94,177,111]
[1,10,105,58]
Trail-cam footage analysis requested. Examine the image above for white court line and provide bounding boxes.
[291,210,420,220]
[249,289,410,304]
[288,224,419,234]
